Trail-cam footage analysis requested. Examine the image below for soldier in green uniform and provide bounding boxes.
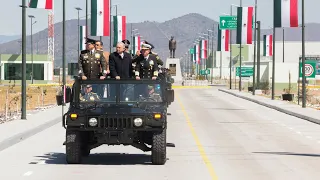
[80,84,100,102]
[78,38,107,80]
[134,44,159,80]
[146,85,162,102]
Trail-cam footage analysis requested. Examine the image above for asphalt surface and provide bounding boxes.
[1,88,320,179]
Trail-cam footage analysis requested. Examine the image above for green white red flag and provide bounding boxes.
[193,44,200,64]
[91,0,110,36]
[236,6,253,44]
[113,16,126,46]
[274,0,298,27]
[29,0,53,9]
[131,35,141,54]
[199,40,208,59]
[218,26,230,51]
[79,26,86,51]
[263,35,273,56]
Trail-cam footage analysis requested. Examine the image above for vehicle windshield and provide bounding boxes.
[120,84,163,102]
[78,83,163,103]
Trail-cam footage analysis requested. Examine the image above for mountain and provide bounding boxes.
[0,35,20,44]
[1,13,320,67]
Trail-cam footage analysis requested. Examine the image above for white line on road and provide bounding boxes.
[296,131,302,134]
[23,171,33,176]
[306,136,313,139]
[38,161,45,164]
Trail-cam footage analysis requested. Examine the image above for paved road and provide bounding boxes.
[1,88,320,179]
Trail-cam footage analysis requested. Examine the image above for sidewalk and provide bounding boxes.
[0,104,69,151]
[218,89,320,125]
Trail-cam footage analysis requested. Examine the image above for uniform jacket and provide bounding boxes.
[134,54,159,79]
[109,51,133,78]
[78,49,107,79]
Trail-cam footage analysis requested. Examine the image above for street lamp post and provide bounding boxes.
[75,7,82,58]
[20,0,27,120]
[28,15,36,84]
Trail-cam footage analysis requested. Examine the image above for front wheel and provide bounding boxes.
[151,129,167,165]
[65,129,82,164]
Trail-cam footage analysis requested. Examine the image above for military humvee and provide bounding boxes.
[56,77,174,165]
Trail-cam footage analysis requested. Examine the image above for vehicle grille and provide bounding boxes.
[97,116,133,128]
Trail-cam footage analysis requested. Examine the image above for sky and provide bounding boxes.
[0,0,318,35]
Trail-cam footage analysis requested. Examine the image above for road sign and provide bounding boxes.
[219,16,254,30]
[200,69,210,75]
[189,48,194,54]
[236,67,253,77]
[299,60,316,78]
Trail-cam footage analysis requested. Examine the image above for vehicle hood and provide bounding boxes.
[73,103,166,115]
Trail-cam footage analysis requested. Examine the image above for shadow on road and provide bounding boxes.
[253,152,320,157]
[32,152,154,165]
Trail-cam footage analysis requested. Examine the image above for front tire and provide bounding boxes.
[151,129,167,165]
[66,129,82,164]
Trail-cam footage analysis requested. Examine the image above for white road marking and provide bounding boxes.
[38,161,45,165]
[288,127,294,130]
[306,136,312,139]
[296,131,302,134]
[23,171,33,176]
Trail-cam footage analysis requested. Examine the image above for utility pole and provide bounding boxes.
[252,0,257,95]
[20,0,27,120]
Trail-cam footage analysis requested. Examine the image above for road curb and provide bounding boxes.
[218,89,320,125]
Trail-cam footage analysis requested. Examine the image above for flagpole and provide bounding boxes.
[86,0,88,39]
[229,5,232,89]
[252,0,257,95]
[238,0,242,91]
[301,0,306,107]
[271,0,276,100]
[109,0,112,53]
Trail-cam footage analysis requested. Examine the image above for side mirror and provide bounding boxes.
[56,86,72,106]
[166,89,174,103]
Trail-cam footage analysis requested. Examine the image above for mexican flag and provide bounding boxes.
[79,26,86,51]
[91,0,110,36]
[193,44,200,64]
[274,0,298,27]
[29,0,53,9]
[132,35,141,54]
[263,35,273,56]
[113,16,126,46]
[217,27,230,51]
[199,40,208,59]
[236,6,253,44]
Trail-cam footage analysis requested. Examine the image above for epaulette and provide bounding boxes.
[81,50,89,54]
[96,49,103,52]
[151,52,158,55]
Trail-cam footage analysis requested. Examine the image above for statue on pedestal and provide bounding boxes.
[169,36,176,58]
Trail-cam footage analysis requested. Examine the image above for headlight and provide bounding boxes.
[133,118,143,127]
[88,118,98,126]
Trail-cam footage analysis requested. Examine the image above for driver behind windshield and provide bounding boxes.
[146,85,162,102]
[80,84,100,102]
